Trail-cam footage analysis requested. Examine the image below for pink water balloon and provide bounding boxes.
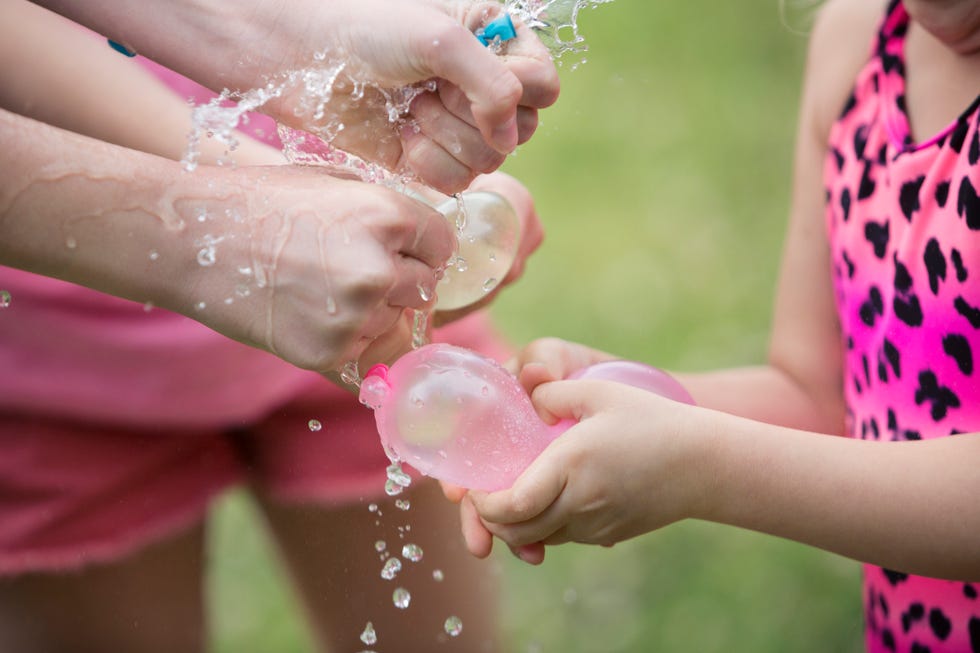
[359,343,693,491]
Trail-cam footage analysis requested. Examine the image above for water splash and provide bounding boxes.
[506,0,614,67]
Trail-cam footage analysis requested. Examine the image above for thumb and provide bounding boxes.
[530,378,616,424]
[469,444,566,525]
[418,16,522,152]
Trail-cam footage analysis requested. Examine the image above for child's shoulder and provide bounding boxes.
[805,0,889,136]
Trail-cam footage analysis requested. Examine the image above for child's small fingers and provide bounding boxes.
[460,495,494,558]
[517,362,556,397]
[510,542,546,565]
[440,481,467,504]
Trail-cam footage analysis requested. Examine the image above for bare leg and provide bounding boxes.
[257,479,500,653]
[0,524,208,653]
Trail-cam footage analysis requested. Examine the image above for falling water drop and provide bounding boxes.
[401,543,423,563]
[380,557,402,580]
[360,622,377,646]
[392,587,411,609]
[444,616,463,637]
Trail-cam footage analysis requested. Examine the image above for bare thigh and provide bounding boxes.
[0,524,208,653]
[257,479,500,653]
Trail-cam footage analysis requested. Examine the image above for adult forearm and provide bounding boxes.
[33,0,262,92]
[0,108,208,309]
[700,412,980,580]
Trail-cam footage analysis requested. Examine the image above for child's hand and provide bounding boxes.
[433,171,544,326]
[461,378,716,561]
[506,338,619,401]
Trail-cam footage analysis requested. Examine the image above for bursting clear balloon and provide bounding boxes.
[359,343,694,491]
[434,192,521,310]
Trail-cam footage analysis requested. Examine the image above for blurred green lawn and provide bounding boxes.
[210,2,865,651]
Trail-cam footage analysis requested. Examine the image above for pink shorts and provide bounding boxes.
[0,314,510,576]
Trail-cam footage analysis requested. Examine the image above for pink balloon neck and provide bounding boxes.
[358,364,392,410]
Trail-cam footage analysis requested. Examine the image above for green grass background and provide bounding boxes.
[210,1,865,651]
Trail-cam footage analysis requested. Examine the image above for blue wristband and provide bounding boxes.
[107,39,137,57]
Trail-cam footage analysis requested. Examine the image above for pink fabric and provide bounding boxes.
[0,54,513,574]
[824,1,980,650]
[0,311,509,575]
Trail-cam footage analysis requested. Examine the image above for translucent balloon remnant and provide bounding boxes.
[434,192,521,311]
[359,343,693,491]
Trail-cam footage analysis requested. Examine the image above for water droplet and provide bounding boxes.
[395,499,410,511]
[307,419,322,432]
[326,295,337,314]
[386,463,412,489]
[195,301,206,311]
[432,569,444,582]
[455,257,469,273]
[65,236,77,250]
[197,247,216,266]
[384,480,404,497]
[444,616,463,637]
[149,250,160,261]
[368,503,379,513]
[401,543,423,562]
[235,284,250,298]
[0,290,11,308]
[340,361,361,387]
[482,278,498,293]
[417,283,431,302]
[143,301,154,312]
[380,557,402,580]
[360,622,377,645]
[374,540,386,553]
[392,587,411,609]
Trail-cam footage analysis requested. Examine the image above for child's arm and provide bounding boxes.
[0,0,282,167]
[465,0,980,580]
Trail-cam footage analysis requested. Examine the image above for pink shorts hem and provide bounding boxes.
[0,478,237,577]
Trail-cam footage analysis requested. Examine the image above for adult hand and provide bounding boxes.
[38,0,560,193]
[0,109,456,375]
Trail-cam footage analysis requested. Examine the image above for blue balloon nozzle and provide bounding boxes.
[476,13,517,47]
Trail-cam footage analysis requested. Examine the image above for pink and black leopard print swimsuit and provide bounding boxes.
[824,1,980,651]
